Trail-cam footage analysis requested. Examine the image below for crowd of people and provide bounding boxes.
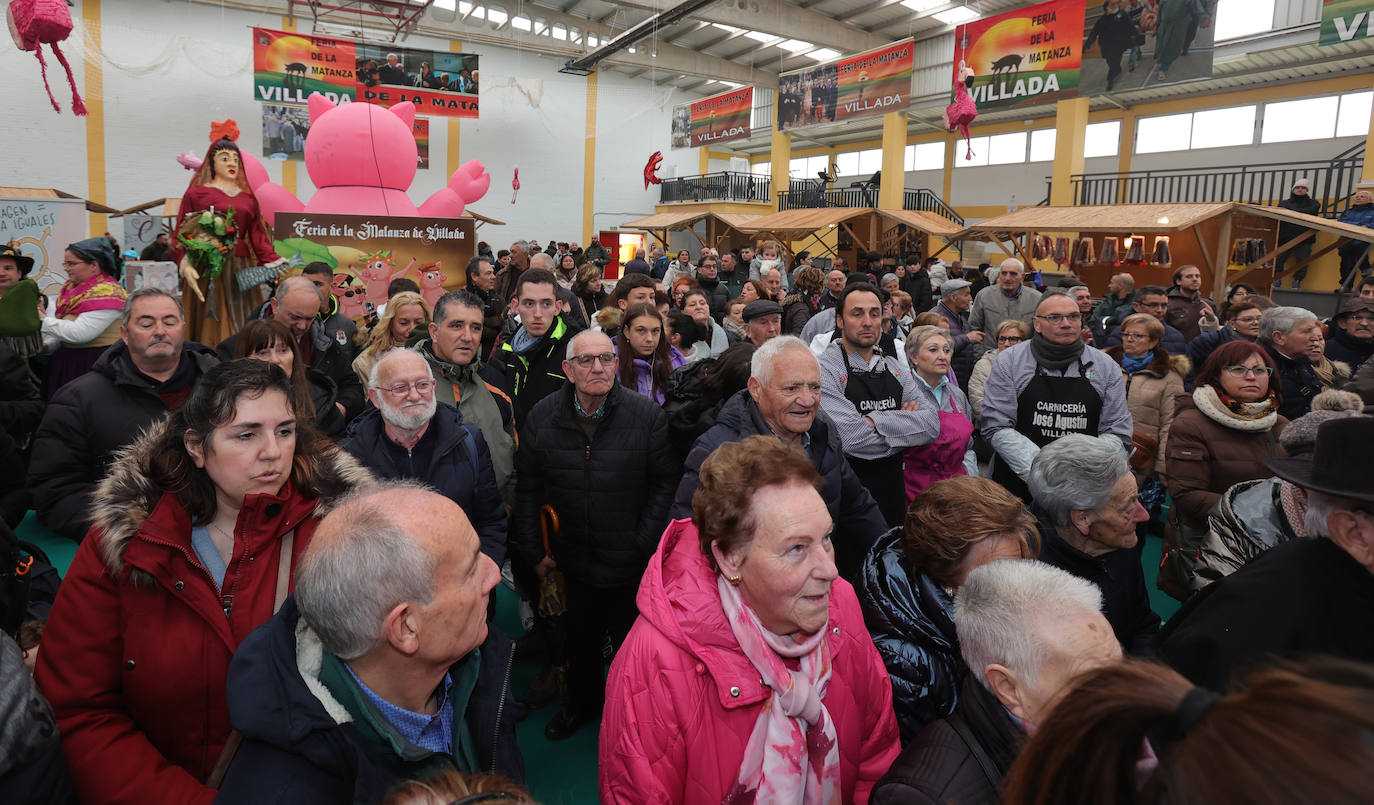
[1,228,1373,805]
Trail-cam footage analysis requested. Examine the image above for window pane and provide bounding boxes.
[911,141,944,171]
[955,137,989,167]
[904,144,915,171]
[1136,113,1192,154]
[1190,105,1255,149]
[809,155,831,176]
[1338,91,1374,138]
[1084,121,1120,158]
[835,151,860,176]
[856,148,883,175]
[752,162,770,177]
[1262,96,1338,143]
[987,131,1028,165]
[1215,0,1274,41]
[1029,129,1056,162]
[789,158,808,176]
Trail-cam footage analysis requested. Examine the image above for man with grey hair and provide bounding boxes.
[215,482,522,802]
[1028,434,1160,653]
[30,287,219,540]
[1069,284,1106,346]
[670,335,887,579]
[1162,417,1374,689]
[378,52,408,84]
[338,349,507,563]
[969,257,1042,333]
[512,328,678,740]
[871,560,1123,803]
[1258,305,1324,419]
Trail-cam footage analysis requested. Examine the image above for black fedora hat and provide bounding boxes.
[0,242,34,277]
[1266,417,1374,504]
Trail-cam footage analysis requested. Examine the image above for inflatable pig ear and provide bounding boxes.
[388,101,416,129]
[308,93,336,123]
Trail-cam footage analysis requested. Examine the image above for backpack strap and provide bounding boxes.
[947,712,1002,790]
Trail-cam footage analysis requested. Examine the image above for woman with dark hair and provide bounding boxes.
[39,237,128,398]
[1002,658,1374,805]
[680,288,730,360]
[571,262,607,326]
[34,360,369,805]
[1217,282,1255,321]
[1162,341,1287,599]
[417,62,445,90]
[856,476,1037,742]
[736,279,767,307]
[616,303,685,404]
[782,266,824,335]
[172,121,286,345]
[235,319,348,438]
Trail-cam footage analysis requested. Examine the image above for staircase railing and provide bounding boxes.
[776,182,964,226]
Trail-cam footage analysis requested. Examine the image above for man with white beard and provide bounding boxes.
[338,348,508,563]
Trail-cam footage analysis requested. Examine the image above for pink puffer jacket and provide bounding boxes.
[600,518,901,804]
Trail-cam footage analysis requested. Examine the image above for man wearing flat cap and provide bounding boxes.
[741,299,783,347]
[1161,416,1374,689]
[1324,297,1374,373]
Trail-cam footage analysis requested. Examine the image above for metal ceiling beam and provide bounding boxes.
[602,0,885,54]
[562,0,721,74]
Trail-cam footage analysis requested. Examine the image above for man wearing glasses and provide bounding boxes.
[1104,285,1188,355]
[511,330,679,741]
[339,349,508,564]
[1325,297,1374,373]
[982,291,1132,501]
[494,268,581,426]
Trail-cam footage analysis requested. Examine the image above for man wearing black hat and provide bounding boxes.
[741,299,783,347]
[0,243,35,299]
[1325,297,1374,373]
[1160,417,1374,690]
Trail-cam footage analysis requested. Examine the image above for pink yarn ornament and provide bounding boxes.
[8,0,87,115]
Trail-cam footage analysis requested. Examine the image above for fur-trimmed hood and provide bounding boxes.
[89,415,372,575]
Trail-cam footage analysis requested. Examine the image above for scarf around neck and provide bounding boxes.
[57,270,127,318]
[1029,332,1086,371]
[1192,384,1278,432]
[1121,352,1152,374]
[718,576,841,805]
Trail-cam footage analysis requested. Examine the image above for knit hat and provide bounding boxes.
[1293,177,1312,191]
[1277,391,1365,456]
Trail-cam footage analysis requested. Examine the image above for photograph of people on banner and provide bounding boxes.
[262,105,310,159]
[1079,0,1216,95]
[777,39,913,132]
[671,86,753,149]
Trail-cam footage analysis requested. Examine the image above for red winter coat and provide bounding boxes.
[33,420,369,805]
[600,518,900,804]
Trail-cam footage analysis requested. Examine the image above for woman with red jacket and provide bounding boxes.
[600,435,900,803]
[34,360,369,805]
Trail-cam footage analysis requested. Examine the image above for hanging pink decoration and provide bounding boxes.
[7,0,87,115]
[942,63,979,160]
[511,165,520,204]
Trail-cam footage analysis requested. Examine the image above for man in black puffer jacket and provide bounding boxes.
[670,337,886,580]
[512,330,680,741]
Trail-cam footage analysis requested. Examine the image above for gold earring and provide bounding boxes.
[728,576,742,587]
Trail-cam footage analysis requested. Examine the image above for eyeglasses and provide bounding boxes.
[1222,365,1275,378]
[1034,312,1083,324]
[1120,332,1152,341]
[569,352,616,368]
[1233,316,1262,325]
[996,335,1023,345]
[375,379,437,395]
[61,260,90,269]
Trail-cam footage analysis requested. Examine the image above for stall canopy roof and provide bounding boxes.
[957,202,1374,243]
[621,210,760,231]
[0,186,122,215]
[463,208,505,226]
[734,206,972,238]
[880,209,966,238]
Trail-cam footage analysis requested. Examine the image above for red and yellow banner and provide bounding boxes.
[777,39,913,132]
[672,86,753,150]
[952,0,1084,111]
[252,27,479,118]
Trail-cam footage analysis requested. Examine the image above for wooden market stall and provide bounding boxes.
[620,209,760,254]
[954,202,1374,301]
[734,207,963,263]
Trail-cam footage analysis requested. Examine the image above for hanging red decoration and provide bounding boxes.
[643,151,664,190]
[7,0,87,115]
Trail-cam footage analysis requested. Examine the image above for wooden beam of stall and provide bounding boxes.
[840,221,868,253]
[1264,238,1346,286]
[1191,224,1214,274]
[1211,212,1234,302]
[1227,230,1315,285]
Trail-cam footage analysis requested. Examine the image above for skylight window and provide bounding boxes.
[933,6,979,25]
[486,8,507,25]
[900,0,947,10]
[777,39,812,53]
[808,48,840,62]
[743,30,776,43]
[510,15,530,30]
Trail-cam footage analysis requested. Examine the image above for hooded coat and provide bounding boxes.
[212,599,523,804]
[1170,478,1302,600]
[599,518,901,804]
[1164,393,1287,530]
[854,529,964,743]
[1106,345,1188,477]
[32,419,370,805]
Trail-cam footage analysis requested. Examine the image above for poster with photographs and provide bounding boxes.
[1078,0,1215,95]
[777,39,913,132]
[670,86,753,149]
[272,213,474,323]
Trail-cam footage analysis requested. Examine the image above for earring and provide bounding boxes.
[728,576,742,587]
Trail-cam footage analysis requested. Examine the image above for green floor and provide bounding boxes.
[19,513,1178,805]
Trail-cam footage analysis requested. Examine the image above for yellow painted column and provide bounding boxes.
[769,134,791,212]
[83,0,106,236]
[1116,113,1136,204]
[1363,77,1374,182]
[280,16,298,197]
[699,148,710,175]
[878,110,906,210]
[448,39,463,176]
[942,133,955,203]
[582,70,598,246]
[1049,97,1089,207]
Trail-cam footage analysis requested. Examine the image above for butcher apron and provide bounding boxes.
[991,360,1102,502]
[842,350,907,527]
[903,406,975,503]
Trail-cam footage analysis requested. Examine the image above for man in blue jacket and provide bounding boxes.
[216,483,523,803]
[339,349,507,564]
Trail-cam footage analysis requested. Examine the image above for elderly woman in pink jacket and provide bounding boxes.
[600,435,901,804]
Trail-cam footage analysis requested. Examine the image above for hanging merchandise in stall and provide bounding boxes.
[1123,235,1146,265]
[1072,237,1096,266]
[1053,236,1071,266]
[1151,236,1172,267]
[1099,236,1119,265]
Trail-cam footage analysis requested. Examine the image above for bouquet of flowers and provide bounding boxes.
[176,208,237,280]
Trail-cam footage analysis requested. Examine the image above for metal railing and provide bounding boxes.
[1069,141,1365,217]
[776,181,965,226]
[658,171,771,204]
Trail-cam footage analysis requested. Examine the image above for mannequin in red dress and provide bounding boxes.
[173,121,286,345]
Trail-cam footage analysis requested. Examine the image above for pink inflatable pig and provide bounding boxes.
[242,93,489,221]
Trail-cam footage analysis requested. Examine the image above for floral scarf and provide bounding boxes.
[56,271,127,319]
[1192,384,1278,432]
[718,576,841,805]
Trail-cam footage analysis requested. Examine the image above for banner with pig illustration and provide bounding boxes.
[951,0,1084,112]
[272,213,474,323]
